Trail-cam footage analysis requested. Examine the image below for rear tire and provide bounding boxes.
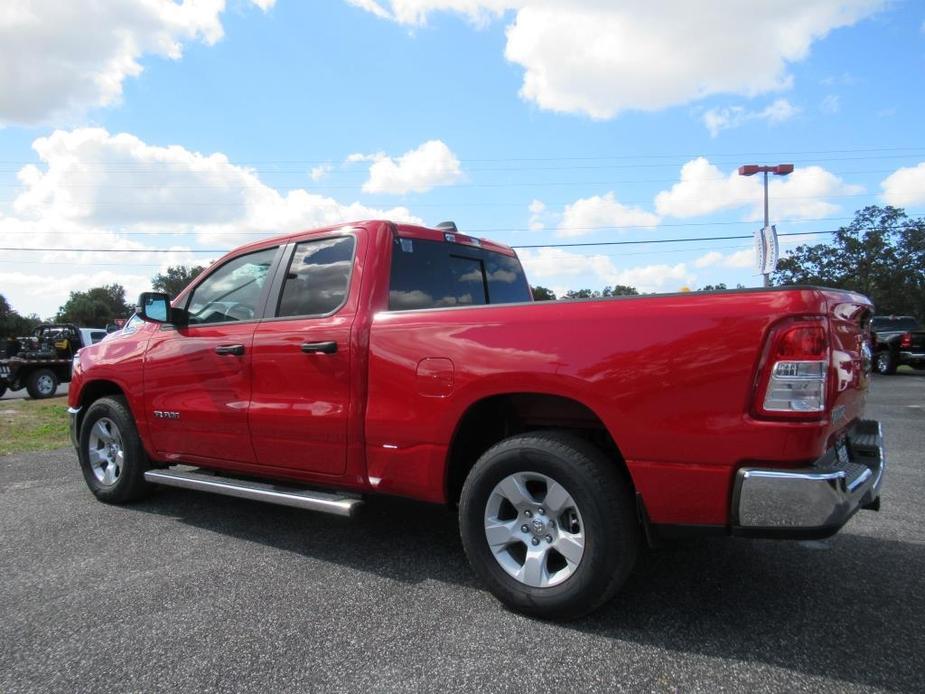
[459,431,639,620]
[26,368,58,399]
[875,350,897,375]
[78,396,153,504]
[0,385,6,398]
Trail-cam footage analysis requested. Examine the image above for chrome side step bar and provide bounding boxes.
[144,468,363,518]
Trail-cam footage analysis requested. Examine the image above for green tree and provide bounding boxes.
[531,286,557,301]
[152,265,205,298]
[563,285,639,299]
[56,284,132,326]
[0,294,41,338]
[601,285,639,297]
[772,206,925,318]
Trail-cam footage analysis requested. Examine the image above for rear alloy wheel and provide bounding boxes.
[876,351,897,375]
[483,472,586,588]
[460,431,639,620]
[26,368,58,399]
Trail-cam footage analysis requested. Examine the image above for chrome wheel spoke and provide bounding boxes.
[103,462,117,485]
[543,481,571,514]
[555,533,585,566]
[485,520,518,549]
[94,420,110,442]
[517,549,547,586]
[88,448,106,466]
[497,474,532,509]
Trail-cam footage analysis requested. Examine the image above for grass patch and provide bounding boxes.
[0,397,70,456]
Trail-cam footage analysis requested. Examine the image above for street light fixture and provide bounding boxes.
[738,163,794,287]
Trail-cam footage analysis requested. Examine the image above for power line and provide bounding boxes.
[0,230,840,255]
[0,144,921,167]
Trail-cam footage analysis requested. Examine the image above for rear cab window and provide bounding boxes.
[389,237,531,311]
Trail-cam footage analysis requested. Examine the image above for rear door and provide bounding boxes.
[249,232,360,475]
[144,245,281,463]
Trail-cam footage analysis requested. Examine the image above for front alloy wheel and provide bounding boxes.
[78,396,153,504]
[87,417,125,486]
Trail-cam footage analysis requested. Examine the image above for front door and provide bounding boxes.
[249,234,359,475]
[144,246,279,463]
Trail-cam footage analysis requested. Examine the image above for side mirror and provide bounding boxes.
[136,292,171,323]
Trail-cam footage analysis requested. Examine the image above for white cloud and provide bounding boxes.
[1,127,423,316]
[517,247,693,293]
[528,199,546,230]
[655,157,756,218]
[702,98,799,137]
[357,139,464,194]
[350,1,883,118]
[654,157,863,220]
[881,162,925,207]
[820,94,841,114]
[694,249,753,269]
[0,0,273,126]
[310,163,334,181]
[558,193,659,237]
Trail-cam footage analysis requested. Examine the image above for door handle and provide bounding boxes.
[215,344,245,356]
[301,341,337,355]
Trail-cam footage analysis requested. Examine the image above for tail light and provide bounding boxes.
[900,332,912,349]
[754,318,829,420]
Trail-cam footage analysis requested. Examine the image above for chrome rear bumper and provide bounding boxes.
[731,419,885,539]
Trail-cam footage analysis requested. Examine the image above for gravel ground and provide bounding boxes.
[1,372,922,693]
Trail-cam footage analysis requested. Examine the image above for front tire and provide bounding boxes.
[875,350,897,375]
[459,431,639,620]
[78,396,153,504]
[26,368,58,398]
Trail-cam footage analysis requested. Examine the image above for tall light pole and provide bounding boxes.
[738,163,794,287]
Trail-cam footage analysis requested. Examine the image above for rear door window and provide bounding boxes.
[389,238,529,311]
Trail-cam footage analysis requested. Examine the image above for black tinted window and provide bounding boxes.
[389,238,530,311]
[278,236,355,317]
[872,317,920,331]
[187,247,276,324]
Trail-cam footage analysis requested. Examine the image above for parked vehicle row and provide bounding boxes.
[871,315,925,374]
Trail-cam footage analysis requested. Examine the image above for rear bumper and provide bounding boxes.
[731,419,885,539]
[899,351,925,364]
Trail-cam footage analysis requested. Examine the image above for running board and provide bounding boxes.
[144,468,363,518]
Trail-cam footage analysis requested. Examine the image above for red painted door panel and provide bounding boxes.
[144,322,258,463]
[249,317,353,474]
[248,234,359,476]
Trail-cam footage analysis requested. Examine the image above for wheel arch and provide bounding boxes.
[444,392,633,505]
[73,379,129,443]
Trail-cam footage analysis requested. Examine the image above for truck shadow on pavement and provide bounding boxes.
[129,489,923,692]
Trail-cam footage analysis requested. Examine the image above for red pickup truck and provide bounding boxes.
[68,220,885,618]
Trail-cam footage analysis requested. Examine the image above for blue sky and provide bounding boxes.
[1,0,924,318]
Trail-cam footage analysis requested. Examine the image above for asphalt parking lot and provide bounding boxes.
[1,372,922,693]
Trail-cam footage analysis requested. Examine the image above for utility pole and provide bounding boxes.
[738,163,794,287]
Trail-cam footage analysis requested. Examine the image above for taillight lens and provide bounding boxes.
[755,320,829,419]
[900,332,912,348]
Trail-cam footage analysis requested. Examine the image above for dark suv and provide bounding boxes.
[871,315,925,374]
